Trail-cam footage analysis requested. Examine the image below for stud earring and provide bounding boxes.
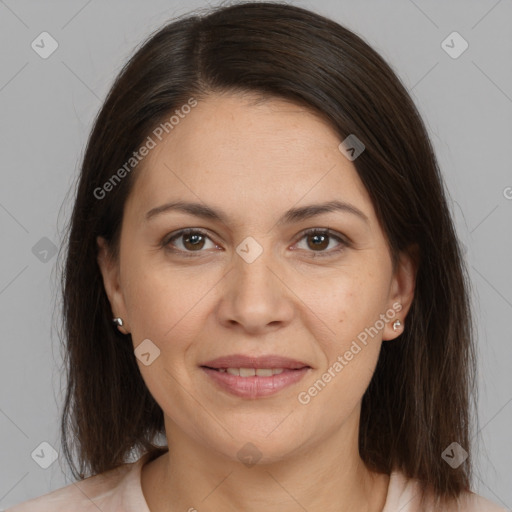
[392,319,402,331]
[112,317,124,327]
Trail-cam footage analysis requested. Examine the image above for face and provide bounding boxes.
[97,92,416,464]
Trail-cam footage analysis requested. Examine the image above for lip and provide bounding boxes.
[200,354,312,399]
[200,354,310,370]
[201,367,310,398]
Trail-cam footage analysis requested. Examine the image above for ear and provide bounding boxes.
[96,236,130,334]
[382,244,419,341]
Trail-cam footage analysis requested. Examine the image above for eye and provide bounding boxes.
[293,228,348,257]
[164,228,219,255]
[162,227,348,258]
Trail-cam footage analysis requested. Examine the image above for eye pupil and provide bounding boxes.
[184,233,205,250]
[308,233,329,251]
[167,229,343,257]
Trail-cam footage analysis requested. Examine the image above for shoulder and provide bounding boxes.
[384,470,508,512]
[5,454,152,512]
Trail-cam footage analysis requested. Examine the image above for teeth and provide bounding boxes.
[255,368,273,377]
[222,368,286,377]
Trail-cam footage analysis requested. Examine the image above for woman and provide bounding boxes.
[8,2,507,511]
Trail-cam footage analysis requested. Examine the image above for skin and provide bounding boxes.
[97,92,417,512]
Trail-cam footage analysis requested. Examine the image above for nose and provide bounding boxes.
[216,242,295,334]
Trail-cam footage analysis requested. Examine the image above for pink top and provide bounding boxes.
[6,452,507,511]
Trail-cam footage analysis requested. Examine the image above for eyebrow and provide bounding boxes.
[145,199,369,225]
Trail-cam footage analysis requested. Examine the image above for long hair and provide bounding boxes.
[59,2,477,506]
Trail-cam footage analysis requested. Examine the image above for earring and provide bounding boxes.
[392,319,402,331]
[112,317,124,327]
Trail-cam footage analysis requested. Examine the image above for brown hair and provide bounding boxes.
[59,2,477,506]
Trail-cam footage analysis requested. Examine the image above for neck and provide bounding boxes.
[141,409,389,512]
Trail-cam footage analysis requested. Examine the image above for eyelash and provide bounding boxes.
[162,228,349,258]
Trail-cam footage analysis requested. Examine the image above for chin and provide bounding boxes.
[207,431,306,467]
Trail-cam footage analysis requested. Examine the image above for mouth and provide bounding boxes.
[200,354,311,370]
[206,367,294,376]
[199,354,312,399]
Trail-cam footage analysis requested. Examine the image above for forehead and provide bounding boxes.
[125,93,374,224]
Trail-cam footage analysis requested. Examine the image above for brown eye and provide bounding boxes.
[163,228,347,258]
[306,232,330,251]
[295,229,347,257]
[165,229,217,254]
[182,232,206,251]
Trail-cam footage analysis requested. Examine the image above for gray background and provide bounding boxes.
[0,0,511,509]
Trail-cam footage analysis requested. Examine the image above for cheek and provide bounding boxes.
[122,266,210,398]
[298,271,390,406]
[297,272,388,419]
[309,268,389,340]
[122,259,216,346]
